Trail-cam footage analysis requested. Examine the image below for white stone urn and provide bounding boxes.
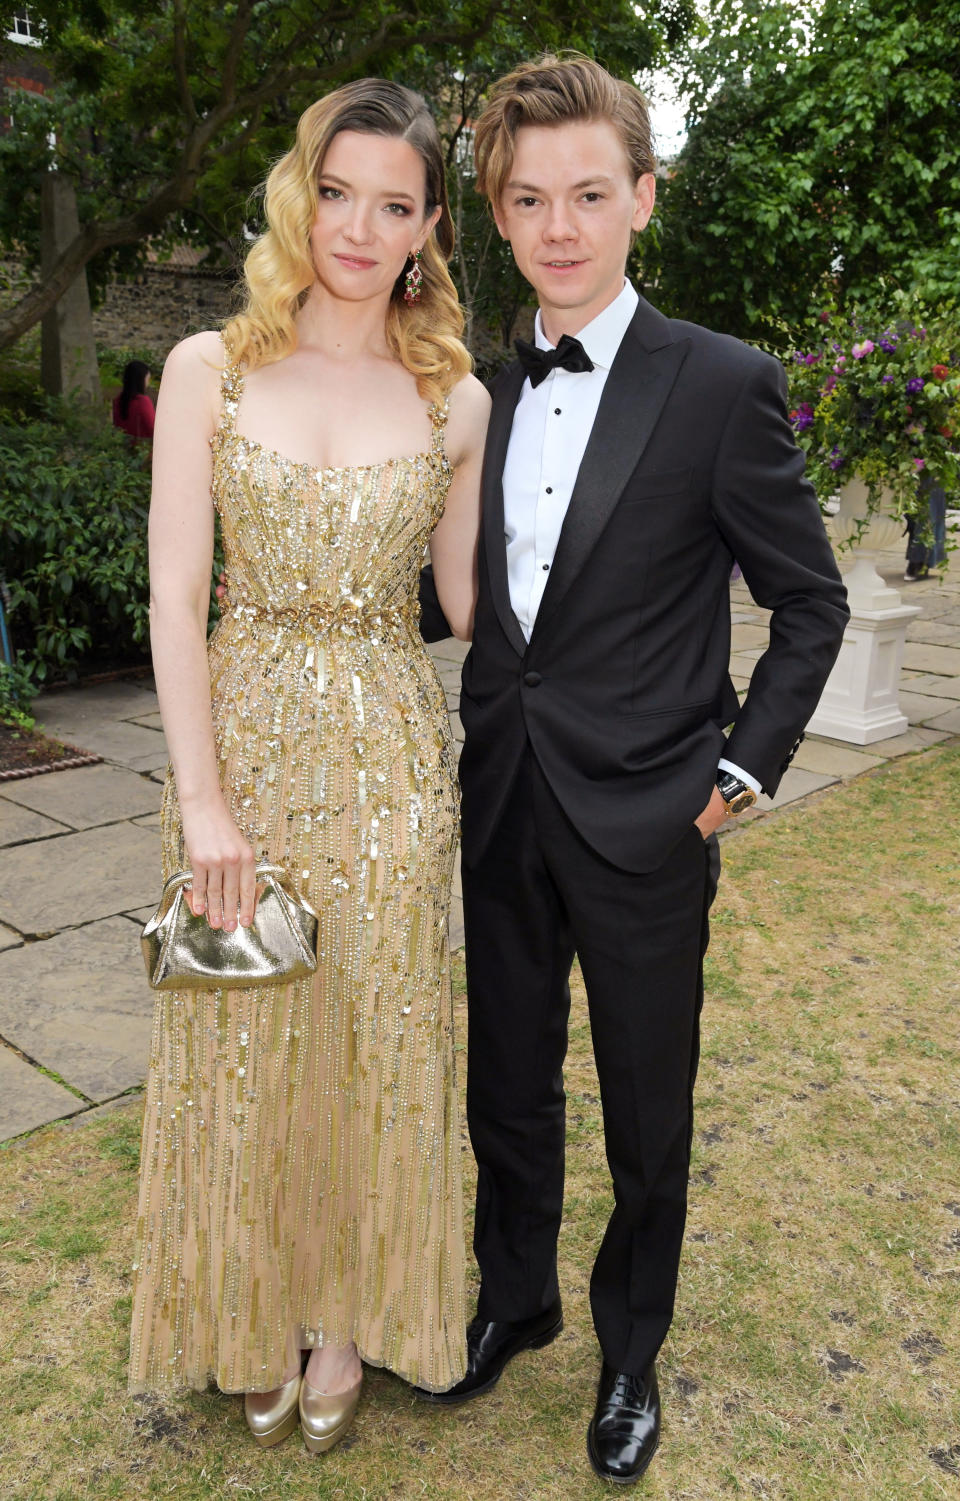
[830,475,904,610]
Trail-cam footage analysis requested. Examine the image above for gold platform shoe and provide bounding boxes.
[299,1372,362,1454]
[243,1372,302,1448]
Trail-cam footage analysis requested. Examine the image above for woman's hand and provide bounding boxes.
[181,800,257,931]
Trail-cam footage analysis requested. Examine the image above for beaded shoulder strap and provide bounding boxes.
[217,336,244,439]
[428,397,450,459]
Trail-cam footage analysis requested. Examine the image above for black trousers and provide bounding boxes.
[462,750,719,1376]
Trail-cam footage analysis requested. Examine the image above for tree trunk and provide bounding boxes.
[40,173,100,404]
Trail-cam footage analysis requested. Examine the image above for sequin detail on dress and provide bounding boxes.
[129,349,465,1395]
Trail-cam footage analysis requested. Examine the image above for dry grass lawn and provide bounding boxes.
[1,743,959,1500]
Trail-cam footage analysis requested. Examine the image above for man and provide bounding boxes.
[417,54,849,1484]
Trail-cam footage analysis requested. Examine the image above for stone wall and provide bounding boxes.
[92,266,239,362]
[4,252,525,373]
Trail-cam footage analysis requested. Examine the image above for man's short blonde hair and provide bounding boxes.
[473,53,657,205]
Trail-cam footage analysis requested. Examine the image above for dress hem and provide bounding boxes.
[127,1334,467,1399]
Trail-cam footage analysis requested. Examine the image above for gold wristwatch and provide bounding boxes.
[716,770,758,817]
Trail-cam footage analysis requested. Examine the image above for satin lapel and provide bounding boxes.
[529,319,691,647]
[481,360,529,657]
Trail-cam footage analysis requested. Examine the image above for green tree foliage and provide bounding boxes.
[650,0,960,343]
[0,0,695,353]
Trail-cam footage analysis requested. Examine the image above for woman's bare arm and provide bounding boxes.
[429,374,490,640]
[148,332,256,931]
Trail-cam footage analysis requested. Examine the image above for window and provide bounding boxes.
[8,10,39,45]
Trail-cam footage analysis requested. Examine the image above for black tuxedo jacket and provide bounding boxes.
[425,295,849,874]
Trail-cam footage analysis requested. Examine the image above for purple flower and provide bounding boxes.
[914,458,926,471]
[829,446,845,471]
[790,401,815,433]
[878,337,897,353]
[852,340,874,358]
[906,377,925,394]
[823,374,838,392]
[880,374,894,383]
[804,352,821,366]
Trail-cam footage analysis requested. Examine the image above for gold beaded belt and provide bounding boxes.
[225,595,416,635]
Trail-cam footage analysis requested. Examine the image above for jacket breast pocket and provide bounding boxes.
[617,466,693,505]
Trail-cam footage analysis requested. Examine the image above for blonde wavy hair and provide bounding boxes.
[224,79,470,403]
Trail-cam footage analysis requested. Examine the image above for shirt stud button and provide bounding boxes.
[545,486,553,494]
[542,563,550,571]
[554,408,561,415]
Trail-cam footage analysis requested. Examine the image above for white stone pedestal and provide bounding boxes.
[808,601,920,744]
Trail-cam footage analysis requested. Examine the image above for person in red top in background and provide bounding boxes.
[112,360,155,441]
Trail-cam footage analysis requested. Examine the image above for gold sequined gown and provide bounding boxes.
[129,354,466,1395]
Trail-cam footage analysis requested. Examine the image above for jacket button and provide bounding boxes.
[523,671,542,687]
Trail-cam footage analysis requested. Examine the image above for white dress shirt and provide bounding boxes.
[502,279,761,798]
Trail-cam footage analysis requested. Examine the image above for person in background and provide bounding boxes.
[112,359,155,441]
[904,476,948,580]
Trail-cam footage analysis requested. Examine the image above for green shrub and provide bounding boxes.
[0,653,38,731]
[0,396,224,685]
[0,398,152,682]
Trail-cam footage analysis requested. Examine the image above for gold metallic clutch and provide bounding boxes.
[141,863,319,992]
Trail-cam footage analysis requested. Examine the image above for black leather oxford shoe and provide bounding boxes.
[587,1361,661,1485]
[414,1299,563,1405]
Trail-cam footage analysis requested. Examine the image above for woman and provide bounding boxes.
[129,79,489,1454]
[112,359,155,440]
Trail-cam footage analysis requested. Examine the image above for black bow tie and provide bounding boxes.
[514,333,595,388]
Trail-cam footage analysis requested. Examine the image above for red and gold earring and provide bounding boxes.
[404,249,423,304]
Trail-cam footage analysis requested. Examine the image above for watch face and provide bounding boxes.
[727,788,757,816]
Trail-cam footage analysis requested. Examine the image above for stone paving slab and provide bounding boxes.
[0,917,152,1102]
[900,642,960,675]
[897,690,958,723]
[0,1044,85,1139]
[122,907,156,926]
[899,674,960,700]
[33,683,165,771]
[906,620,960,645]
[761,767,839,808]
[0,763,161,830]
[862,726,950,757]
[0,923,23,952]
[35,682,159,728]
[792,740,885,778]
[428,640,469,665]
[0,821,160,935]
[730,624,770,650]
[128,711,164,730]
[0,797,69,849]
[34,718,169,774]
[925,705,960,734]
